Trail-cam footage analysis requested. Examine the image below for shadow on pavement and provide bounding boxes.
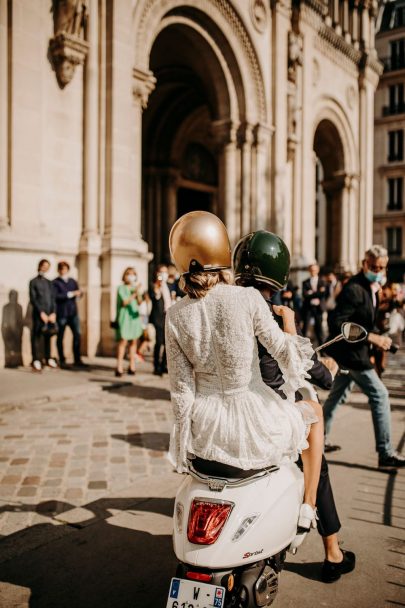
[283,560,323,582]
[102,383,171,401]
[0,496,176,608]
[327,459,398,474]
[112,432,170,452]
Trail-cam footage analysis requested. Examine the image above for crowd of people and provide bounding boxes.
[28,256,405,380]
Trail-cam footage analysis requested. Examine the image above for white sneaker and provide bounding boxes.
[32,360,42,372]
[298,503,318,530]
[47,358,58,369]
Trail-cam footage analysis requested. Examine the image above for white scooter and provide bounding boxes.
[166,322,367,608]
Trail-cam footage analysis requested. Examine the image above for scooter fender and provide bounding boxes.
[173,463,304,569]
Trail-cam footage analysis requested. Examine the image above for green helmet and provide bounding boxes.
[233,230,290,291]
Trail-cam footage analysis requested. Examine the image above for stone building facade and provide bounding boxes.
[0,0,381,366]
[374,0,405,281]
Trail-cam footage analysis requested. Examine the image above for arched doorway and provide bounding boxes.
[141,23,225,262]
[313,119,345,270]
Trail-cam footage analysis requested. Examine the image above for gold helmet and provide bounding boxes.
[169,211,232,275]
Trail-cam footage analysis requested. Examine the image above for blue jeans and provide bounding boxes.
[323,368,393,458]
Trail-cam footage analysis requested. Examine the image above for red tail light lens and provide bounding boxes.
[187,499,234,545]
[186,572,213,582]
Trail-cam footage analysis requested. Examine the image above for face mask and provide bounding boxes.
[380,275,387,286]
[364,270,383,283]
[127,274,136,283]
[60,274,69,282]
[39,271,49,278]
[161,272,168,282]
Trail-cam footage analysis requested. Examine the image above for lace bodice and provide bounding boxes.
[165,283,315,473]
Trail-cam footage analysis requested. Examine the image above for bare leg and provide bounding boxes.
[322,534,343,563]
[299,399,324,509]
[128,339,137,372]
[117,339,127,373]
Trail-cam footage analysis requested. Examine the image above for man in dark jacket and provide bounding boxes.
[324,245,405,469]
[302,263,328,345]
[233,230,355,583]
[29,259,58,371]
[53,261,84,367]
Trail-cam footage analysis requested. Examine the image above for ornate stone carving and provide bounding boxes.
[49,1,89,89]
[312,58,320,86]
[288,31,303,83]
[346,85,356,109]
[250,0,268,33]
[287,82,300,160]
[132,68,156,109]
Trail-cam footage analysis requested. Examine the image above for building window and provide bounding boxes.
[387,178,403,210]
[388,130,404,161]
[387,83,405,114]
[390,38,405,70]
[395,7,405,28]
[387,227,403,256]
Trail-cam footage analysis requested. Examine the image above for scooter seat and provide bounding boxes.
[191,456,268,479]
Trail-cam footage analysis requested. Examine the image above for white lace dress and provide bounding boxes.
[165,283,317,473]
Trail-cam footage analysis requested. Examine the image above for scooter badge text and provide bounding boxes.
[242,549,264,559]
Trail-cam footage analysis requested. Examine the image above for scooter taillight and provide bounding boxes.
[187,499,234,545]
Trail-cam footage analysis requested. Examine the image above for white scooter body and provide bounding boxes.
[173,461,304,569]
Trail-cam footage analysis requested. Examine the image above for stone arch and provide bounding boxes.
[312,98,358,270]
[132,0,267,124]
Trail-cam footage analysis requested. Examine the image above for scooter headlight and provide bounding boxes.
[175,502,184,533]
[232,514,260,542]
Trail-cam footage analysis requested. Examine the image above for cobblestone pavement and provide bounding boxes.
[0,361,173,536]
[0,353,404,607]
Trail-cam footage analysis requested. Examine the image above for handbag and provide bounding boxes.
[110,320,118,329]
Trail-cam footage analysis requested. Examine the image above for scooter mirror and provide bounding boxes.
[341,322,368,343]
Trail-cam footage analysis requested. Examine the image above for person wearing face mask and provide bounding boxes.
[53,261,84,368]
[323,245,405,469]
[29,259,58,372]
[115,267,144,377]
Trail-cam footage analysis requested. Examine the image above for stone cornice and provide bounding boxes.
[303,0,328,17]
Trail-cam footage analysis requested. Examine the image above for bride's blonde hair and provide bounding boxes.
[180,270,233,299]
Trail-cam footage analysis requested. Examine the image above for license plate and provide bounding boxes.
[166,577,226,608]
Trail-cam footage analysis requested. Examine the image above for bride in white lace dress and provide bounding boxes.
[165,211,323,525]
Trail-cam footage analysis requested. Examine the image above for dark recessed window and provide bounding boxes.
[387,227,403,256]
[395,7,405,28]
[387,177,403,210]
[388,130,404,161]
[390,38,405,69]
[388,83,405,114]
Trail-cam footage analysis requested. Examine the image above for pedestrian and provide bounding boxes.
[324,269,342,312]
[323,245,405,468]
[233,229,355,583]
[149,264,172,376]
[53,261,85,368]
[115,267,143,377]
[136,291,152,361]
[167,263,183,301]
[301,262,327,346]
[29,259,58,372]
[166,212,323,533]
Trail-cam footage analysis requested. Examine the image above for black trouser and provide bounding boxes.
[153,324,166,372]
[194,454,341,538]
[57,315,81,363]
[31,316,51,362]
[297,454,341,537]
[302,306,324,346]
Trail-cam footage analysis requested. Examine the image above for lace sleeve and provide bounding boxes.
[249,288,314,402]
[165,310,196,473]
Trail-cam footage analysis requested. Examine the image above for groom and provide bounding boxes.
[233,230,355,584]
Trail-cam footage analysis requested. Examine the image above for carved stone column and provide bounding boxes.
[238,122,254,234]
[253,124,272,231]
[78,0,101,358]
[0,0,8,229]
[133,67,156,239]
[212,120,239,244]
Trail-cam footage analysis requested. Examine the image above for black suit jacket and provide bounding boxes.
[258,298,333,400]
[326,271,378,370]
[29,275,56,316]
[302,277,328,312]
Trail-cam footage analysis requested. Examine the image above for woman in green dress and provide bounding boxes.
[115,267,144,377]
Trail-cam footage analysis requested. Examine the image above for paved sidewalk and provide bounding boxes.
[0,353,403,607]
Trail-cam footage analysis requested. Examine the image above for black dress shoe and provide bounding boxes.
[115,370,124,378]
[322,549,356,583]
[127,369,136,376]
[74,360,88,368]
[378,452,405,469]
[153,369,163,376]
